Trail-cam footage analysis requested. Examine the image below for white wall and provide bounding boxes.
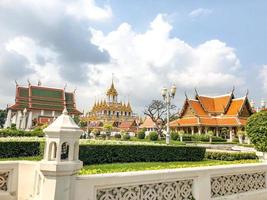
[75,163,267,200]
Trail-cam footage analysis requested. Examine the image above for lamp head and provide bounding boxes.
[161,87,167,99]
[170,84,176,98]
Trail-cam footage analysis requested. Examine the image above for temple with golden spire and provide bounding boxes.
[83,79,137,131]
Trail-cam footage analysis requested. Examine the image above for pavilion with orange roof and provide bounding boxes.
[169,89,254,141]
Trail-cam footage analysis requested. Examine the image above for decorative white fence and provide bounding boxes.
[75,163,267,200]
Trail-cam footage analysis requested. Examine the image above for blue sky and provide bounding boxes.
[0,0,267,113]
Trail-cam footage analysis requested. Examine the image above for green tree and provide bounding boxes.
[207,130,213,143]
[103,123,113,139]
[246,111,267,152]
[0,109,7,128]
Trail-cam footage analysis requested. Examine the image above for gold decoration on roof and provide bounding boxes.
[106,81,118,97]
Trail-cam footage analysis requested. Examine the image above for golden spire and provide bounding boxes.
[106,75,118,97]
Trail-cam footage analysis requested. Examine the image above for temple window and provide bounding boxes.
[61,142,69,160]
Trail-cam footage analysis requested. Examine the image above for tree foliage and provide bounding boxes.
[0,109,7,128]
[144,100,176,136]
[246,111,267,152]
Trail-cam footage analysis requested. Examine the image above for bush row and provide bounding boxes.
[177,134,227,142]
[79,144,206,164]
[0,141,44,158]
[0,128,44,137]
[206,151,258,161]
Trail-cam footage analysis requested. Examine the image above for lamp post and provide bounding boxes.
[161,84,176,145]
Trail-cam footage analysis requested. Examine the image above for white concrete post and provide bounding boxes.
[216,127,219,137]
[194,173,211,200]
[20,108,27,130]
[26,111,33,130]
[16,110,22,129]
[229,127,233,142]
[39,108,83,200]
[205,127,208,134]
[4,109,12,129]
[198,127,202,135]
[191,127,194,135]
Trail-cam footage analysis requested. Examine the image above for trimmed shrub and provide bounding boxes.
[79,144,206,164]
[170,132,179,140]
[149,131,158,141]
[114,133,121,139]
[246,111,267,152]
[0,128,44,137]
[0,141,44,158]
[137,130,146,139]
[122,133,131,140]
[206,151,258,161]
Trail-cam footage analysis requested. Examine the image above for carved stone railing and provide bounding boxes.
[0,171,9,192]
[211,172,266,198]
[97,179,194,200]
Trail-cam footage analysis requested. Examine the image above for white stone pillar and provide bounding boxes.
[198,127,202,135]
[229,127,233,142]
[52,111,55,117]
[20,109,27,130]
[41,110,44,116]
[4,109,12,129]
[16,110,22,129]
[39,108,83,200]
[26,111,33,130]
[191,127,194,135]
[205,127,208,134]
[216,127,219,137]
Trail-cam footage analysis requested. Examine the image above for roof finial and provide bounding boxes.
[37,80,41,86]
[231,85,235,94]
[112,73,114,84]
[62,107,68,115]
[194,88,199,97]
[64,83,67,90]
[27,79,31,86]
[15,80,18,87]
[74,87,77,94]
[245,89,249,97]
[184,91,188,99]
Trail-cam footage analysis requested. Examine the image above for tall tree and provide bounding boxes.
[144,100,177,137]
[0,109,7,128]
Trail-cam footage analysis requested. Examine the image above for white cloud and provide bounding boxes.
[260,65,267,91]
[66,0,112,21]
[89,14,243,112]
[189,8,213,18]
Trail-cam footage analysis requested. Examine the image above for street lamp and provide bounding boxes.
[161,84,176,145]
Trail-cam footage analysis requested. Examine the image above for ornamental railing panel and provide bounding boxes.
[211,172,266,198]
[96,179,194,200]
[0,171,9,192]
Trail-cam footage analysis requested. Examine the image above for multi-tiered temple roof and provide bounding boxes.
[170,91,253,128]
[9,84,81,114]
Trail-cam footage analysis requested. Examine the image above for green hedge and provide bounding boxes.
[0,128,44,137]
[206,151,258,161]
[79,144,206,164]
[0,141,44,158]
[181,134,226,142]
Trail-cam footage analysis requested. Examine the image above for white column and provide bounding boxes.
[229,127,233,142]
[16,110,22,129]
[205,127,208,134]
[216,127,219,137]
[191,127,194,135]
[41,110,44,116]
[52,111,55,117]
[198,127,202,135]
[26,111,33,130]
[20,112,27,130]
[4,109,12,129]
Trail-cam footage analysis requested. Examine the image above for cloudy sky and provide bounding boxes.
[0,0,267,114]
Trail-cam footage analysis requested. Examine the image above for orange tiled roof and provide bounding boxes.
[139,117,157,128]
[118,121,136,129]
[197,94,232,113]
[188,100,208,116]
[172,117,199,127]
[172,117,241,127]
[226,98,245,116]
